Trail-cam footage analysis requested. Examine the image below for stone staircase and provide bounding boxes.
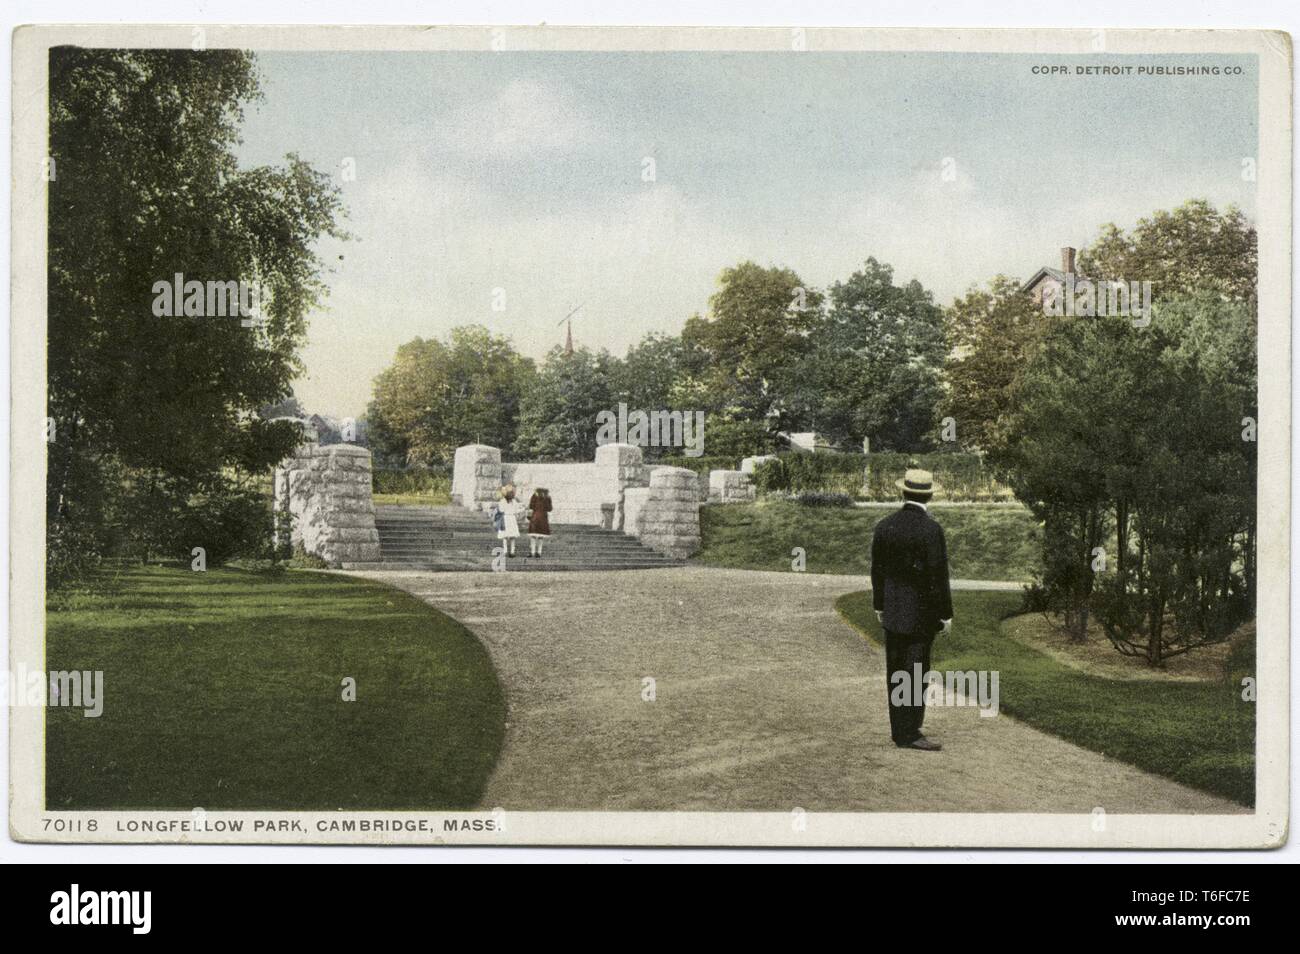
[340,505,685,571]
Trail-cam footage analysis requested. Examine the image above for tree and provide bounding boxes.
[1078,199,1257,305]
[680,262,824,424]
[47,49,345,579]
[998,312,1136,641]
[785,258,946,451]
[513,347,615,461]
[259,394,306,421]
[610,332,686,414]
[366,326,534,466]
[940,276,1044,456]
[1002,295,1255,661]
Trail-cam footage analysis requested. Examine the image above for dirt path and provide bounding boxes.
[346,567,1244,814]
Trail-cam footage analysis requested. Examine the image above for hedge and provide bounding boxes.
[752,451,1013,502]
[373,466,452,496]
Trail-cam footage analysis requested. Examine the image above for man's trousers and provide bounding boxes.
[884,629,934,746]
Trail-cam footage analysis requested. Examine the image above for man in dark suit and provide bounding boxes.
[870,469,954,751]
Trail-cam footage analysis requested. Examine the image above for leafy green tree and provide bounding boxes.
[513,347,616,461]
[259,394,306,420]
[610,332,686,414]
[1078,199,1257,305]
[1003,295,1255,661]
[679,262,824,424]
[940,276,1044,455]
[367,326,534,466]
[954,200,1257,464]
[47,49,344,580]
[998,313,1135,641]
[785,258,946,451]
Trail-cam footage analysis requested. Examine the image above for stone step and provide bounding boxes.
[373,502,680,571]
[342,562,683,572]
[380,534,653,547]
[357,547,676,557]
[378,532,653,543]
[376,520,621,530]
[379,549,670,559]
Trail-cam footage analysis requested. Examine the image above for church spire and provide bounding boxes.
[558,303,583,356]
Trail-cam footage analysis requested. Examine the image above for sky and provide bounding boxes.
[235,50,1258,419]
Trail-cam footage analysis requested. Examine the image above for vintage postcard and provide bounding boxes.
[8,24,1291,848]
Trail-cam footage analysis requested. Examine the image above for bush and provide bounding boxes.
[172,486,276,567]
[793,491,853,508]
[1223,620,1256,686]
[373,467,452,496]
[287,544,329,570]
[696,419,778,459]
[751,449,1010,501]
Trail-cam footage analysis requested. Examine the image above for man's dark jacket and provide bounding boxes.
[870,502,954,636]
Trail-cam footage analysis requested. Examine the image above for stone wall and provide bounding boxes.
[622,486,650,535]
[450,444,502,511]
[274,443,381,566]
[646,465,707,504]
[449,442,701,557]
[454,442,646,527]
[709,468,756,503]
[499,461,607,525]
[634,467,702,559]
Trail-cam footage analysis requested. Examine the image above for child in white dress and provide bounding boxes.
[490,485,523,558]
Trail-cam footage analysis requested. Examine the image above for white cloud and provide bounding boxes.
[433,79,601,158]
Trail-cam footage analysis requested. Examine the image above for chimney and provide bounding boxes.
[1061,246,1076,275]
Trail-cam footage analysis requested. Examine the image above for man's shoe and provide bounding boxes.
[905,736,942,751]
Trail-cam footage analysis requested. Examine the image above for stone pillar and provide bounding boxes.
[596,442,647,530]
[595,442,646,489]
[273,443,381,566]
[451,444,502,511]
[709,469,756,503]
[635,466,701,559]
[740,454,777,475]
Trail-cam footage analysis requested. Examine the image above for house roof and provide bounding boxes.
[1019,266,1069,294]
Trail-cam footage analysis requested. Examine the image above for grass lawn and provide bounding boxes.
[46,566,505,811]
[696,500,1041,581]
[837,590,1255,806]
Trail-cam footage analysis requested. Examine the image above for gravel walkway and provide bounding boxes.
[346,567,1245,814]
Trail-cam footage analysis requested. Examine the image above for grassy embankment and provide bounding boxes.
[695,499,1040,581]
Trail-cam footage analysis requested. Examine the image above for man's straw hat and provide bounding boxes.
[895,468,940,497]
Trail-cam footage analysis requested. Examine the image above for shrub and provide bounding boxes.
[750,449,1010,501]
[794,491,854,508]
[696,419,778,459]
[752,457,788,493]
[373,466,452,496]
[172,486,276,567]
[1223,620,1256,686]
[287,544,329,570]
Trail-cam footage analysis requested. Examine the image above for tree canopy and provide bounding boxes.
[47,49,344,579]
[367,326,534,467]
